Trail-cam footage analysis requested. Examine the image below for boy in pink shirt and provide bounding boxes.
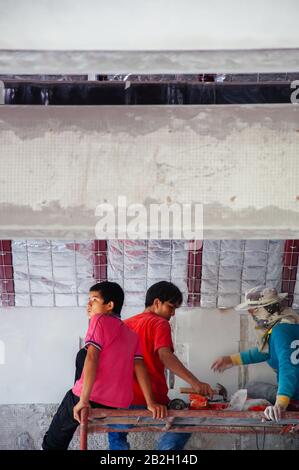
[42,281,166,450]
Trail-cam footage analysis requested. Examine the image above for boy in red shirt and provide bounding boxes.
[42,281,166,450]
[108,281,213,450]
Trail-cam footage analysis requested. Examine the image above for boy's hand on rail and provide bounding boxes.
[73,400,91,423]
[147,401,168,419]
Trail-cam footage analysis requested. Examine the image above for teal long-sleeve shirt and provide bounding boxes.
[235,323,299,402]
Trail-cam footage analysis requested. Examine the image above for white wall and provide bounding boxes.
[0,307,87,404]
[173,308,240,399]
[0,305,242,404]
[0,305,280,404]
[0,0,298,50]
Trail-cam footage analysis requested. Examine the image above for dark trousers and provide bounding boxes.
[42,389,114,450]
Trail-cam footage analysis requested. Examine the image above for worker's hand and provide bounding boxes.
[147,401,168,419]
[264,404,285,422]
[190,379,214,398]
[211,356,233,373]
[73,400,91,423]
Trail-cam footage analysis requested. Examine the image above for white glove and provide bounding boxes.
[264,404,284,422]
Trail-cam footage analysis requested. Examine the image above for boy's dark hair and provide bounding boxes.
[145,281,183,308]
[89,281,124,317]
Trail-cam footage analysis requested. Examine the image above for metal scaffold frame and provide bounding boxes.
[79,408,299,450]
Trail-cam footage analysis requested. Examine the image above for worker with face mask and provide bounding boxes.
[211,286,299,422]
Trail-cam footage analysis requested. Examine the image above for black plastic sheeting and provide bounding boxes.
[2,81,294,105]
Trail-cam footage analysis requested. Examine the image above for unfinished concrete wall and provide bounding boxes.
[1,105,299,239]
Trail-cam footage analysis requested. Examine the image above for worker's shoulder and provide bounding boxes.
[272,321,299,339]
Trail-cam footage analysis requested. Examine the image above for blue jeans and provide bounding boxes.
[108,405,191,450]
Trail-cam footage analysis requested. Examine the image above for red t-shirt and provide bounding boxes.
[124,311,174,405]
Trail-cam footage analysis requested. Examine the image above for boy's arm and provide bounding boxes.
[73,345,99,423]
[158,347,213,397]
[134,359,167,419]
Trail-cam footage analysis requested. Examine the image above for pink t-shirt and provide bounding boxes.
[72,314,143,408]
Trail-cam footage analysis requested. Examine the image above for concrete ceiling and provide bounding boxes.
[1,0,298,51]
[0,0,298,73]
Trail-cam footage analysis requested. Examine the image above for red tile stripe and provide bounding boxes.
[187,241,203,307]
[0,240,15,306]
[282,240,299,307]
[93,240,107,283]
